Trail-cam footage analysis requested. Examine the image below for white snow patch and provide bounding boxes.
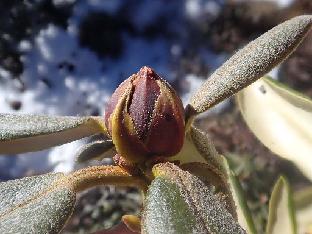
[268,66,280,80]
[0,22,113,177]
[233,0,294,8]
[48,140,84,173]
[185,0,222,23]
[269,0,294,8]
[181,74,205,105]
[181,72,231,119]
[0,0,227,179]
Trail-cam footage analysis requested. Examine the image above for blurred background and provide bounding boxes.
[0,0,311,233]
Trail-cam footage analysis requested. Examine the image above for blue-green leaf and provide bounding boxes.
[0,173,76,234]
[142,162,246,234]
[189,15,312,114]
[0,114,105,154]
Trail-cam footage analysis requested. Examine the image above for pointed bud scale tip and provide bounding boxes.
[190,15,312,114]
[105,66,185,163]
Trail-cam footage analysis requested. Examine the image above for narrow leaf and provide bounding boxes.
[76,139,115,162]
[171,127,257,233]
[0,165,146,233]
[223,158,258,234]
[294,187,312,234]
[142,162,246,234]
[0,114,106,154]
[189,15,312,115]
[0,173,76,234]
[237,76,312,180]
[171,125,224,172]
[266,177,297,234]
[171,126,238,220]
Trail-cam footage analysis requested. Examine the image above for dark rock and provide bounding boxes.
[79,12,130,58]
[9,100,22,110]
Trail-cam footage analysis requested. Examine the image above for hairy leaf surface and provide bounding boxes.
[0,173,76,234]
[142,162,246,234]
[190,15,312,114]
[172,126,238,220]
[171,126,224,172]
[0,114,105,154]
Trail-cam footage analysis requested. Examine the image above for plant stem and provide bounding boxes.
[69,165,148,193]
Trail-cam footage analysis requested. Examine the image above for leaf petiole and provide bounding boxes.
[69,165,148,193]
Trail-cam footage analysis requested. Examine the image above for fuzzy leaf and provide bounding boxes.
[189,15,312,115]
[237,76,312,180]
[294,187,312,234]
[76,139,115,162]
[223,158,258,234]
[180,162,238,219]
[0,165,141,234]
[0,173,76,234]
[266,177,296,234]
[0,114,105,154]
[171,126,238,220]
[171,126,257,232]
[171,126,224,172]
[142,162,246,234]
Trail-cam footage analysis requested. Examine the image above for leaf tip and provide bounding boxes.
[189,14,312,115]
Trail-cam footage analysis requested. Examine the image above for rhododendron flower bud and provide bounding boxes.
[105,66,185,163]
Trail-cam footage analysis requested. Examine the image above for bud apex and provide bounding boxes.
[105,66,185,163]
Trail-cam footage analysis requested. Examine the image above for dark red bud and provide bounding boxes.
[104,66,185,163]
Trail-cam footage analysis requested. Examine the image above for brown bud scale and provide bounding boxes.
[105,66,185,163]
